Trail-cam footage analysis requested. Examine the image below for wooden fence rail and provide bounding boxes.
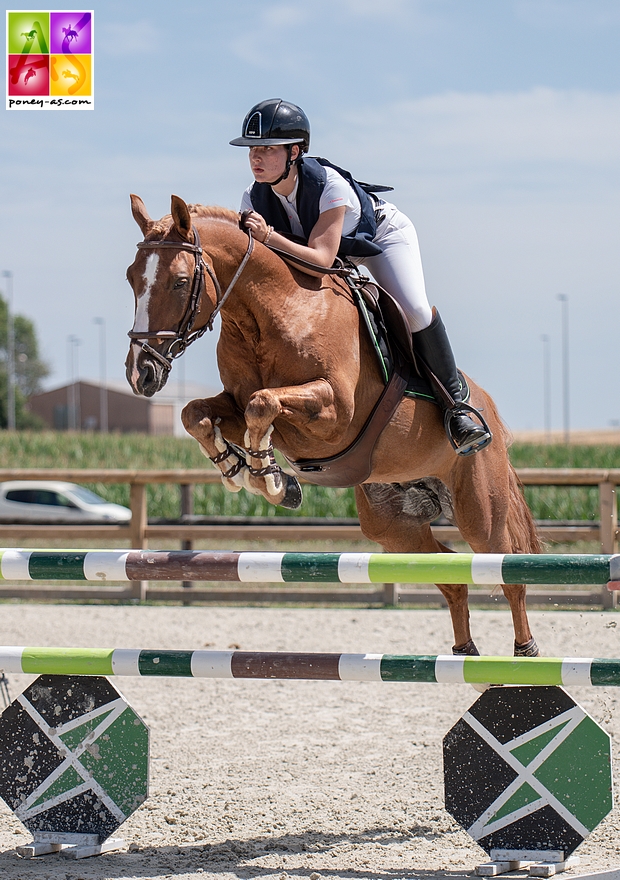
[0,468,616,607]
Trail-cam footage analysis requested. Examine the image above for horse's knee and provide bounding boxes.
[181,399,212,433]
[245,390,279,427]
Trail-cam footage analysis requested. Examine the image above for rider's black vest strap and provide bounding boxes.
[249,157,391,259]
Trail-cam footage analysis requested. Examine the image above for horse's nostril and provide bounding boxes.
[129,354,169,397]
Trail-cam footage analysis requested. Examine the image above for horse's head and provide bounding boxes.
[125,194,216,397]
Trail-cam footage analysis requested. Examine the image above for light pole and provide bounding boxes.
[1,271,15,431]
[541,334,551,443]
[93,317,108,432]
[557,294,570,444]
[67,335,81,431]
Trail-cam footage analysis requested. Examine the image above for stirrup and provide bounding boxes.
[444,403,493,457]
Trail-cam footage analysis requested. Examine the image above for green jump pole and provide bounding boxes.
[1,648,620,686]
[0,550,618,585]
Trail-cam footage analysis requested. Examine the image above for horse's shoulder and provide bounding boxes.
[292,269,353,300]
[290,269,326,292]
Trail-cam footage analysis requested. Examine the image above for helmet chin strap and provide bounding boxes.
[266,144,297,186]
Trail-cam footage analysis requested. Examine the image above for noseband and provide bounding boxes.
[128,225,254,373]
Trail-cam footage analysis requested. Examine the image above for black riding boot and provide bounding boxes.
[412,309,492,456]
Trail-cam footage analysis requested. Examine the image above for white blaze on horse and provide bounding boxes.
[125,194,541,657]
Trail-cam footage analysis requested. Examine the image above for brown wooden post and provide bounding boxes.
[129,482,148,602]
[599,480,617,609]
[383,583,400,606]
[180,483,194,597]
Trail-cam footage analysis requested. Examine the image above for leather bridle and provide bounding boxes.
[128,225,254,373]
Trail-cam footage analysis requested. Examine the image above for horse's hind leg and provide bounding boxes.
[501,586,539,656]
[450,455,540,657]
[355,483,479,655]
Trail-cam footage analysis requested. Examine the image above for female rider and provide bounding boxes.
[230,98,491,456]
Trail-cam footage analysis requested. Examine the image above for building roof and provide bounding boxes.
[36,379,218,408]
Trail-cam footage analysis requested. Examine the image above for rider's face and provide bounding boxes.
[248,144,298,183]
[248,145,288,182]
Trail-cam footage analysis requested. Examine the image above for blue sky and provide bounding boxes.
[1,0,619,431]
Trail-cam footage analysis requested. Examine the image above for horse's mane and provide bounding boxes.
[187,204,239,223]
[149,204,239,236]
[147,202,326,292]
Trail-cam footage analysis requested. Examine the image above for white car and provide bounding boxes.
[0,481,132,524]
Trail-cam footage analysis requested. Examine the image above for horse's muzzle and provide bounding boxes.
[125,343,169,397]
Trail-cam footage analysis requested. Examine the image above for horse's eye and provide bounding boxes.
[173,278,188,289]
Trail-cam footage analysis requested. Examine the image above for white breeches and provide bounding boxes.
[354,202,433,333]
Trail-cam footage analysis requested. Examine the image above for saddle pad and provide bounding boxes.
[353,286,470,405]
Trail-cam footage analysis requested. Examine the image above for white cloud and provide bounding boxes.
[515,0,620,30]
[260,4,309,28]
[229,4,311,69]
[98,20,161,56]
[317,89,620,207]
[409,89,620,163]
[339,0,423,21]
[228,0,440,67]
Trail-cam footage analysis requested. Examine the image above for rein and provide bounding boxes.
[265,243,353,277]
[128,225,254,372]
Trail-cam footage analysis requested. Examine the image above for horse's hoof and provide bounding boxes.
[514,637,539,657]
[452,639,480,656]
[279,474,303,509]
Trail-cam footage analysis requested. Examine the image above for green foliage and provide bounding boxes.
[0,387,45,431]
[13,314,49,398]
[510,443,620,522]
[0,290,50,429]
[0,433,617,521]
[0,431,358,519]
[509,444,620,469]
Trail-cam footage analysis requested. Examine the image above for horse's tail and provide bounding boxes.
[486,395,542,554]
[506,464,542,554]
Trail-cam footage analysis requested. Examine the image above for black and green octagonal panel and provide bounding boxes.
[443,686,612,858]
[0,675,149,841]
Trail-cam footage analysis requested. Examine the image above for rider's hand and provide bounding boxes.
[241,210,272,243]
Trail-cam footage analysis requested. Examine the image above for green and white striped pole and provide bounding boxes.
[2,648,620,686]
[0,550,619,585]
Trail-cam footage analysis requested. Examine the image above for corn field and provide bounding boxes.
[0,431,618,522]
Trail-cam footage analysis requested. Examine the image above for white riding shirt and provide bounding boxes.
[240,165,433,332]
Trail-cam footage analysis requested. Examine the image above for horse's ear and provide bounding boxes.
[171,195,192,241]
[130,194,153,236]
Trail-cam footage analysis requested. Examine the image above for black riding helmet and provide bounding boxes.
[230,99,310,184]
[230,98,310,150]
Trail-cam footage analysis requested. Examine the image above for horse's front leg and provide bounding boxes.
[182,392,251,494]
[243,379,340,507]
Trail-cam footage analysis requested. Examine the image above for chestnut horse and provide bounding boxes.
[126,194,541,657]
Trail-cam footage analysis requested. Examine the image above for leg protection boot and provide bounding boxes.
[411,309,492,456]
